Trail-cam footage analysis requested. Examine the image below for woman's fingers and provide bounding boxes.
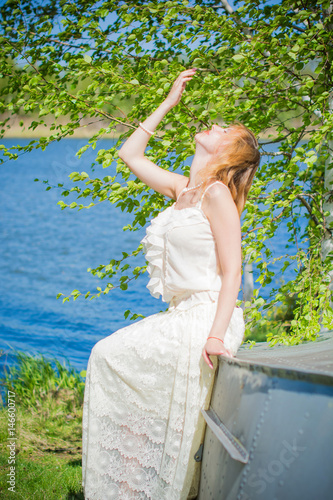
[174,69,197,84]
[221,348,233,358]
[178,68,197,76]
[203,339,234,362]
[174,76,195,88]
[202,341,234,370]
[202,348,213,369]
[179,71,196,80]
[181,76,195,82]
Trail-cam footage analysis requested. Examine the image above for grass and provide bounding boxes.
[0,349,86,499]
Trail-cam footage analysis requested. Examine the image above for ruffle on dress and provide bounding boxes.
[140,208,169,301]
[140,205,211,303]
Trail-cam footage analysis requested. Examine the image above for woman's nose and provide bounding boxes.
[212,124,225,133]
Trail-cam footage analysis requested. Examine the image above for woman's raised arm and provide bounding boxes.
[118,69,197,200]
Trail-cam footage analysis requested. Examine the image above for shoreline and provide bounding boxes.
[1,115,284,141]
[1,115,123,139]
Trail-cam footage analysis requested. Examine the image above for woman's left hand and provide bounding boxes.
[202,337,233,369]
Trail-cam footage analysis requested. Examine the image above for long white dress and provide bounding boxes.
[82,180,245,500]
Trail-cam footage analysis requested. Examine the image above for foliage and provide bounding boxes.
[0,349,84,498]
[0,348,86,409]
[246,294,298,343]
[0,0,332,345]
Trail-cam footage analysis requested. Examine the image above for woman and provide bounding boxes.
[82,69,260,500]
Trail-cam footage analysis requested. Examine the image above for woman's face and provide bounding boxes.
[195,125,233,155]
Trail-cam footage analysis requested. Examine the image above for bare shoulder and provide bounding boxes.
[202,181,238,219]
[204,181,232,201]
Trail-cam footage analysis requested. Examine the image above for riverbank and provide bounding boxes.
[0,350,85,499]
[1,114,121,139]
[1,113,284,140]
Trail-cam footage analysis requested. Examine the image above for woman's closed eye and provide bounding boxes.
[212,125,230,134]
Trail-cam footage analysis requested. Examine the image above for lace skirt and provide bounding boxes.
[82,290,245,500]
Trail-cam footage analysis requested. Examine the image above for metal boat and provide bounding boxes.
[197,331,333,500]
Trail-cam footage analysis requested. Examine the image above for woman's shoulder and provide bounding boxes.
[201,180,238,220]
[202,180,232,200]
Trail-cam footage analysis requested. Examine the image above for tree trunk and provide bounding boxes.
[243,254,254,304]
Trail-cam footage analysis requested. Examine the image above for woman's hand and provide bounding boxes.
[164,68,197,109]
[202,337,233,370]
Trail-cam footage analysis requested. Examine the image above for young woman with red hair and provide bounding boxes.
[82,69,260,500]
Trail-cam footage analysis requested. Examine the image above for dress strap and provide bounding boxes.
[197,180,229,209]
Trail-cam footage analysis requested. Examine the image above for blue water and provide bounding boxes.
[0,138,306,376]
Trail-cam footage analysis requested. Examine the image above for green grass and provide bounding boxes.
[0,349,86,499]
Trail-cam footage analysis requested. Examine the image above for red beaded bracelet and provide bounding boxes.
[207,336,225,344]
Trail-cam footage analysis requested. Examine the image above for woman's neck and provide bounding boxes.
[187,148,213,188]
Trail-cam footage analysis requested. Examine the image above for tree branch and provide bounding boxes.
[219,0,234,14]
[296,193,332,236]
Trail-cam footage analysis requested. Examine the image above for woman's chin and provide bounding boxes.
[194,133,204,145]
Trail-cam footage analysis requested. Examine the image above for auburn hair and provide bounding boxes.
[196,123,260,216]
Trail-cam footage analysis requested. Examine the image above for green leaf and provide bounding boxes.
[232,54,245,62]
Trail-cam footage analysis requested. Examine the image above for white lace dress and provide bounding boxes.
[82,180,245,500]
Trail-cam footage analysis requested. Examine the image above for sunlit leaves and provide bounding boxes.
[0,0,332,342]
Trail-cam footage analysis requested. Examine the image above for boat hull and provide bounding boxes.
[198,334,333,500]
